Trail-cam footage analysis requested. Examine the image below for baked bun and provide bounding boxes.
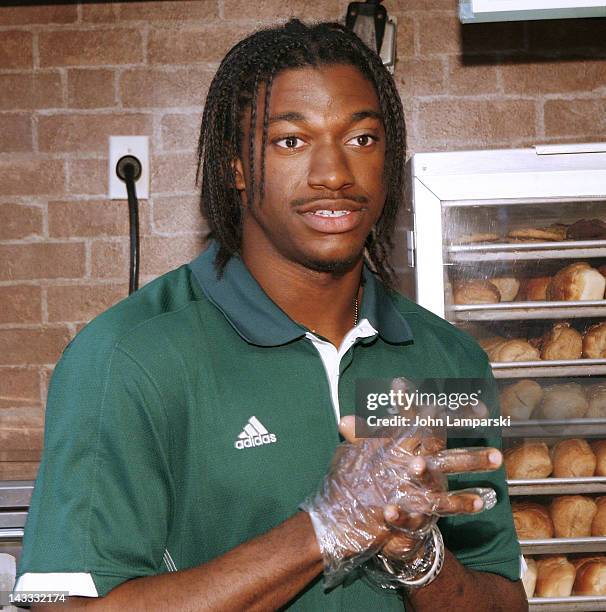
[499,380,544,421]
[517,277,551,302]
[453,280,501,305]
[599,264,606,279]
[572,557,606,596]
[459,233,500,244]
[504,442,553,480]
[509,224,568,242]
[583,322,606,359]
[547,262,606,301]
[487,339,540,363]
[490,277,520,302]
[590,440,606,476]
[512,501,554,539]
[567,218,606,240]
[540,322,583,361]
[550,495,597,538]
[551,438,596,478]
[591,496,606,536]
[522,557,537,599]
[540,383,588,420]
[535,556,576,597]
[586,384,606,418]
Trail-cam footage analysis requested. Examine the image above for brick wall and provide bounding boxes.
[1,1,605,478]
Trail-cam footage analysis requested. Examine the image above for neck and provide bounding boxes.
[241,244,363,348]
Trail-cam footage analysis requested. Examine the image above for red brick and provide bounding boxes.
[0,461,41,480]
[405,0,455,7]
[67,158,108,195]
[39,29,144,67]
[153,195,209,235]
[223,0,341,19]
[0,31,33,69]
[0,285,42,325]
[501,60,606,95]
[0,327,71,365]
[48,199,151,238]
[119,1,218,21]
[0,113,32,153]
[447,56,498,95]
[0,367,41,409]
[38,113,152,153]
[0,72,63,111]
[0,243,85,281]
[0,5,77,25]
[395,16,415,59]
[120,67,212,108]
[0,203,43,240]
[67,69,116,109]
[80,3,120,22]
[141,235,204,276]
[0,159,65,196]
[0,407,45,454]
[416,99,536,146]
[151,153,198,193]
[544,99,606,138]
[91,240,129,279]
[397,58,445,97]
[417,13,460,55]
[148,25,252,65]
[47,283,128,322]
[160,113,201,151]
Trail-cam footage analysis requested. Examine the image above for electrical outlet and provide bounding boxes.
[108,136,150,199]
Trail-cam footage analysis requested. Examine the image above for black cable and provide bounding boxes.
[116,155,142,295]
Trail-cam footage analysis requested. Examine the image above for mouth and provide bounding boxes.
[297,203,366,234]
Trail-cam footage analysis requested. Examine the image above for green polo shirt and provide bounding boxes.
[16,241,520,610]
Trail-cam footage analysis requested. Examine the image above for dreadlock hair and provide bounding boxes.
[196,19,406,289]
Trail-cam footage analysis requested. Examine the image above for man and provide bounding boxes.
[16,20,527,611]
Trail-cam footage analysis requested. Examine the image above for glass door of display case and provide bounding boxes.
[409,144,606,611]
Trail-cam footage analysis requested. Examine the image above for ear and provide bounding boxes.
[231,158,246,191]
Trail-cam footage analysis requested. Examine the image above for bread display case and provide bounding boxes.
[407,144,606,611]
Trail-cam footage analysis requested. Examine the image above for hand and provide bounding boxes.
[300,413,502,586]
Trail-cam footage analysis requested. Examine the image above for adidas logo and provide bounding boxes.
[234,416,277,450]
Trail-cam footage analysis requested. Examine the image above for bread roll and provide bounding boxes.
[500,380,543,421]
[509,224,568,242]
[540,322,583,361]
[504,442,553,480]
[453,280,501,305]
[547,262,606,301]
[573,557,606,596]
[551,438,596,478]
[490,277,520,302]
[586,383,606,418]
[522,557,537,599]
[459,233,500,244]
[591,496,606,536]
[583,322,606,359]
[518,277,551,302]
[512,501,554,539]
[567,218,606,240]
[535,556,576,597]
[550,495,597,538]
[591,440,606,476]
[488,339,540,363]
[540,383,588,420]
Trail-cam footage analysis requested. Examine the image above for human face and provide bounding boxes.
[236,64,386,275]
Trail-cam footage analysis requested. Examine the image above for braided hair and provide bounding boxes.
[196,19,406,288]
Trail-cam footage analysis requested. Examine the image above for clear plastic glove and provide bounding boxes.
[300,411,501,587]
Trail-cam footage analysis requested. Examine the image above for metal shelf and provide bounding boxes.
[504,418,606,438]
[491,359,606,378]
[521,537,606,555]
[529,596,606,611]
[508,477,606,495]
[452,300,606,321]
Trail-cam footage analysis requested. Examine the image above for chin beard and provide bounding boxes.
[301,251,363,275]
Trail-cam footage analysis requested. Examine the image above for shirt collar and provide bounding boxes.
[188,240,414,347]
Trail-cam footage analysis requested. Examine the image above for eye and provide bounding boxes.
[274,136,305,149]
[347,134,378,147]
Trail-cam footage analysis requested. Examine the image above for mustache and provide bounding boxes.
[290,194,369,207]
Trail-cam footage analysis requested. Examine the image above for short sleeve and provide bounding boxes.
[16,336,174,597]
[439,362,521,582]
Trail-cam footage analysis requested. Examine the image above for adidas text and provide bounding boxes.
[235,433,277,450]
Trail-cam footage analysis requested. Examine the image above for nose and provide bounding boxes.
[307,141,355,191]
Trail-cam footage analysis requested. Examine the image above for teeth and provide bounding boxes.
[312,210,350,217]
